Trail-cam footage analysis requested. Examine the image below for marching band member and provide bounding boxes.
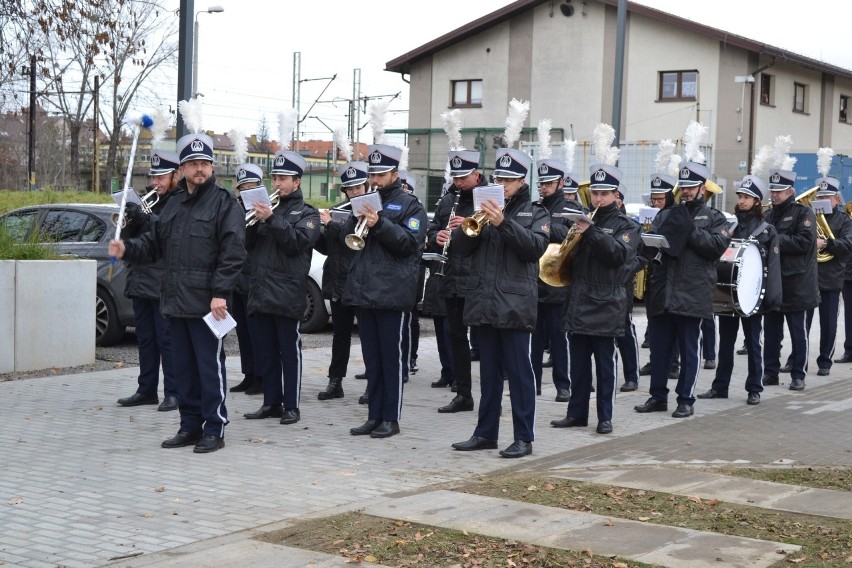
[614,187,643,393]
[244,147,320,424]
[451,142,549,458]
[634,124,730,419]
[116,150,180,412]
[344,143,427,439]
[551,158,639,435]
[697,175,780,404]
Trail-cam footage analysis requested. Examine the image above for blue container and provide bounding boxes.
[791,152,852,201]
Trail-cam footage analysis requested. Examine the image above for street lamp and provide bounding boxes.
[192,5,224,98]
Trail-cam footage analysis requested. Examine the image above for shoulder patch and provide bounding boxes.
[306,220,316,230]
[621,233,630,243]
[541,223,550,233]
[386,203,402,211]
[406,217,421,231]
[804,218,812,227]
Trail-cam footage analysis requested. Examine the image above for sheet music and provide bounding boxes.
[111,188,143,207]
[239,187,272,211]
[350,192,382,217]
[564,212,591,223]
[811,198,833,215]
[472,185,505,211]
[641,234,670,249]
[330,209,351,224]
[203,311,237,339]
[639,206,660,224]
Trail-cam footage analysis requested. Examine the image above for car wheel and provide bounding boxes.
[96,286,125,346]
[301,279,328,333]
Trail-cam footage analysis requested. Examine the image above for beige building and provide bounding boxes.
[386,0,852,209]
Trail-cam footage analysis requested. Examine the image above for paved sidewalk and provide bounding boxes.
[1,310,851,567]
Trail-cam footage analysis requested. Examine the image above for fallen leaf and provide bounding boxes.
[603,519,613,526]
[638,516,651,521]
[787,557,807,564]
[414,531,423,541]
[143,513,154,518]
[613,563,628,568]
[7,497,23,505]
[154,486,165,493]
[707,498,718,506]
[364,555,377,562]
[394,520,405,526]
[545,484,555,491]
[687,495,702,504]
[527,485,537,491]
[394,540,407,546]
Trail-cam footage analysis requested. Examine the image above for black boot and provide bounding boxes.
[230,373,255,393]
[317,377,344,400]
[359,387,369,405]
[245,375,263,395]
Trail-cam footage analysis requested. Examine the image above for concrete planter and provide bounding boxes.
[0,259,96,373]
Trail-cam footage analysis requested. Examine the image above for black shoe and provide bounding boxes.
[639,362,651,376]
[161,430,202,448]
[370,421,400,438]
[499,440,532,458]
[470,352,480,362]
[450,382,458,393]
[317,377,344,400]
[620,381,638,392]
[550,415,587,428]
[696,388,726,399]
[780,364,792,373]
[438,395,474,413]
[668,365,680,381]
[431,378,452,388]
[402,375,409,384]
[244,376,264,395]
[596,420,613,434]
[244,404,283,419]
[280,408,300,424]
[452,435,498,451]
[193,435,224,453]
[747,392,760,405]
[703,359,716,370]
[737,346,748,355]
[634,398,668,413]
[409,360,418,375]
[350,420,380,436]
[641,340,650,349]
[229,374,255,392]
[834,352,852,363]
[672,403,694,418]
[542,356,553,368]
[789,378,805,391]
[817,368,830,376]
[536,387,542,396]
[359,388,369,405]
[117,392,158,407]
[355,373,367,380]
[157,396,179,412]
[555,388,570,402]
[763,374,779,386]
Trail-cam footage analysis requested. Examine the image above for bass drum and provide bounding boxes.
[713,239,766,317]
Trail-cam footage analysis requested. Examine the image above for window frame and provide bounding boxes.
[450,79,483,108]
[760,73,774,106]
[657,70,698,102]
[840,95,849,124]
[793,82,807,114]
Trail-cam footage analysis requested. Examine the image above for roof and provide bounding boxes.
[385,0,852,81]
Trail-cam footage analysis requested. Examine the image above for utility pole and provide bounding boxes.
[176,0,195,138]
[27,54,36,191]
[293,51,301,150]
[353,68,361,157]
[611,0,627,143]
[93,76,100,193]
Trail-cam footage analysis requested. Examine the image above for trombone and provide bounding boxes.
[246,193,280,227]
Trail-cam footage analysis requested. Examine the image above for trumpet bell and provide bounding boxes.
[345,234,366,251]
[460,211,490,237]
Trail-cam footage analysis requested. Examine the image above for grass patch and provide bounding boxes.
[710,466,852,493]
[0,226,59,260]
[257,511,651,567]
[459,475,852,567]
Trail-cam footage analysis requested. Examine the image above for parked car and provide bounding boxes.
[0,204,331,344]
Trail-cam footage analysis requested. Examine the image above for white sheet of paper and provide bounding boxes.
[564,212,592,223]
[112,188,143,207]
[473,186,505,211]
[811,199,833,215]
[330,209,351,223]
[639,206,660,224]
[203,311,237,339]
[350,192,382,217]
[641,234,670,249]
[239,187,272,211]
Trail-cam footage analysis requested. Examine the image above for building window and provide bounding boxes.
[451,79,483,108]
[793,82,807,113]
[840,95,849,123]
[658,71,697,101]
[760,74,773,105]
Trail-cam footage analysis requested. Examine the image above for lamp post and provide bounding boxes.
[192,5,224,98]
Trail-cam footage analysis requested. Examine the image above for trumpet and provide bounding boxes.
[344,186,378,250]
[246,193,280,227]
[111,185,157,228]
[460,210,491,237]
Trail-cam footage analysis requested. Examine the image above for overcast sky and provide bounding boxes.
[168,0,850,141]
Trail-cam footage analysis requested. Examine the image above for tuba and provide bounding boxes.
[633,217,653,300]
[538,206,598,287]
[796,186,834,262]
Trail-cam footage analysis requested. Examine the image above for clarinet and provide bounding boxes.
[434,192,460,277]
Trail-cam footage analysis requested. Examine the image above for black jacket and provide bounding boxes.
[537,191,573,305]
[246,189,320,319]
[425,176,485,298]
[563,202,640,336]
[766,195,819,311]
[817,206,852,292]
[644,197,730,319]
[123,175,245,318]
[315,200,357,301]
[731,207,782,314]
[120,191,173,300]
[452,184,549,331]
[342,180,428,311]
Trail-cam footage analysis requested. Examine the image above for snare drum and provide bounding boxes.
[713,239,766,317]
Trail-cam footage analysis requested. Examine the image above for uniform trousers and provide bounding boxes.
[712,314,763,396]
[358,308,406,422]
[445,296,472,397]
[433,315,455,384]
[615,312,639,384]
[409,311,420,367]
[531,303,571,392]
[803,291,840,370]
[648,313,702,406]
[169,317,228,438]
[473,325,536,443]
[253,314,302,409]
[328,299,356,378]
[843,280,852,355]
[764,310,808,381]
[702,317,717,361]
[567,334,617,423]
[133,298,176,399]
[232,291,258,380]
